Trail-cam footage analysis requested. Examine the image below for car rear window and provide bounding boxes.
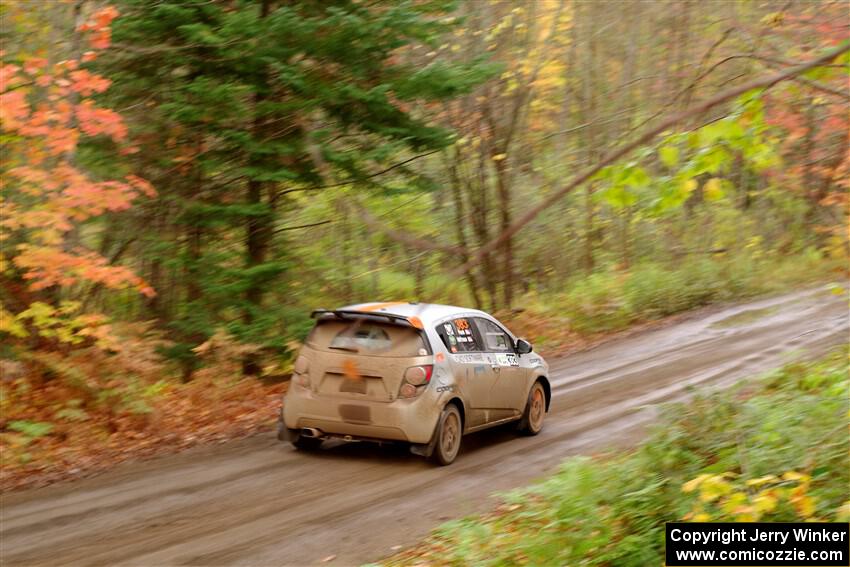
[306,319,430,357]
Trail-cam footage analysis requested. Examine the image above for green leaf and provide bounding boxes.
[601,185,638,209]
[623,166,650,188]
[659,145,679,168]
[8,420,54,439]
[55,408,90,422]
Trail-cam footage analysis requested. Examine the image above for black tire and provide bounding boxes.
[288,428,322,450]
[517,381,546,436]
[432,404,462,466]
[276,416,287,441]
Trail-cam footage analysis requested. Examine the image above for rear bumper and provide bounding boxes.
[282,384,441,444]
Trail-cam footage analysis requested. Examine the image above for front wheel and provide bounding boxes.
[517,381,546,435]
[432,404,462,465]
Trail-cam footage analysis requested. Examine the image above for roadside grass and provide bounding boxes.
[502,251,845,352]
[380,346,850,567]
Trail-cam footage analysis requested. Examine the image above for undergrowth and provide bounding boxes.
[503,251,844,351]
[382,346,850,567]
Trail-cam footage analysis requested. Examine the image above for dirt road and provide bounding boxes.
[2,287,847,566]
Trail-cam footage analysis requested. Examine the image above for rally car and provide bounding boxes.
[279,302,550,465]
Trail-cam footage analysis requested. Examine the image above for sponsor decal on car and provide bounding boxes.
[495,353,520,367]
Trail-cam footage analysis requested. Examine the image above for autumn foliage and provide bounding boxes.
[1,6,154,303]
[0,324,286,491]
[0,0,847,492]
[0,6,280,490]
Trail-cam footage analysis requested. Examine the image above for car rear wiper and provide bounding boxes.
[329,345,359,353]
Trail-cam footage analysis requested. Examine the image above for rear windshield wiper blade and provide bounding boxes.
[329,345,359,353]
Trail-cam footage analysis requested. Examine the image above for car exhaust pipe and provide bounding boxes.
[301,427,322,438]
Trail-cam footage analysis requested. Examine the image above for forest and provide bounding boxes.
[0,0,848,489]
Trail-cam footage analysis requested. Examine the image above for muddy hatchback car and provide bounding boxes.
[279,302,550,464]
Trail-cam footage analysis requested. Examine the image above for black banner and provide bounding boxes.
[666,522,849,566]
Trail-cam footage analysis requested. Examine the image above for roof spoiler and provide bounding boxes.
[311,309,424,329]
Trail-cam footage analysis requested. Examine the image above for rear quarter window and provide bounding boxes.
[435,317,483,353]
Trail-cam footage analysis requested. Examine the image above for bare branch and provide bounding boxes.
[354,204,462,255]
[273,220,332,234]
[279,150,440,196]
[451,43,850,277]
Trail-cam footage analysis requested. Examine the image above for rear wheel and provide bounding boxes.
[288,428,322,450]
[517,381,546,435]
[432,404,462,465]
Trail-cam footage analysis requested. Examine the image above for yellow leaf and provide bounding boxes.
[683,474,710,493]
[722,492,748,514]
[703,178,725,201]
[491,154,507,162]
[745,475,777,487]
[782,471,810,483]
[793,495,816,518]
[0,307,28,338]
[754,493,778,514]
[699,476,732,502]
[760,11,784,26]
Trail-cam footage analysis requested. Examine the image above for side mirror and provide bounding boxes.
[515,338,533,355]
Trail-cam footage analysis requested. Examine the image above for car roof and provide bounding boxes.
[335,302,490,325]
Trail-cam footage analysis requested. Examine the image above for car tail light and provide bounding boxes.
[399,364,433,398]
[404,365,433,386]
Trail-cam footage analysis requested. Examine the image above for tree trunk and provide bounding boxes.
[447,150,483,309]
[471,140,497,309]
[182,221,203,382]
[242,0,273,376]
[339,198,354,303]
[493,155,514,308]
[581,4,597,274]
